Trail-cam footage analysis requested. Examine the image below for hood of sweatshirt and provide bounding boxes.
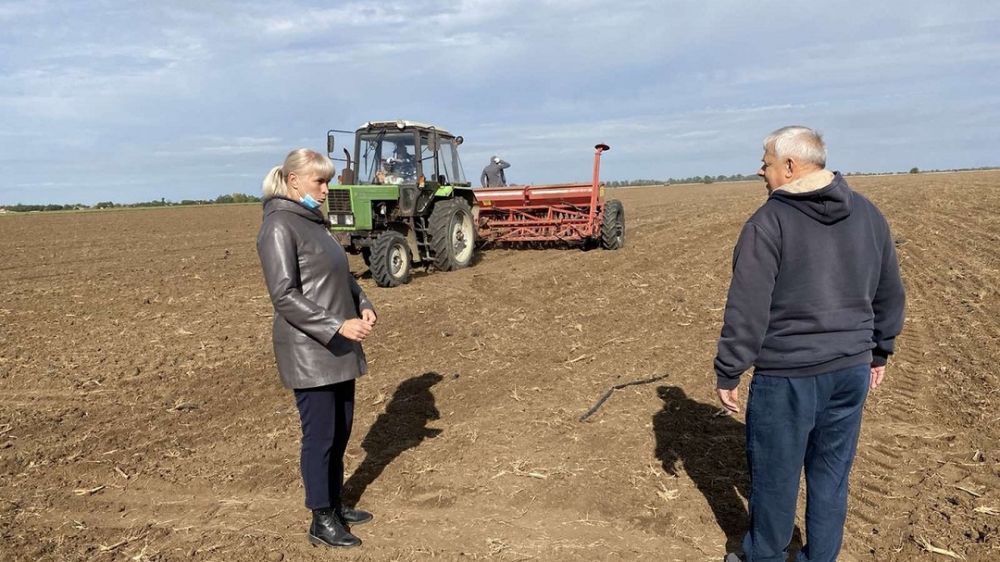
[769,170,852,225]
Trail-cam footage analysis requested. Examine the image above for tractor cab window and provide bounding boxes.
[358,132,418,185]
[436,139,466,185]
[420,134,435,183]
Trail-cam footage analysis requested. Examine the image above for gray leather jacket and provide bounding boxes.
[256,197,375,389]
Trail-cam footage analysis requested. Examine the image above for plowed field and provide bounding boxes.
[1,171,998,561]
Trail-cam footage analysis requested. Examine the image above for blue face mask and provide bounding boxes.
[300,194,322,210]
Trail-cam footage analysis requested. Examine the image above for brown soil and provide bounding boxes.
[1,171,998,561]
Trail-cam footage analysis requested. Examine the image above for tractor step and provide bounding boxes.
[414,216,433,261]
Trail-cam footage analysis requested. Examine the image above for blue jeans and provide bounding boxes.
[742,364,869,562]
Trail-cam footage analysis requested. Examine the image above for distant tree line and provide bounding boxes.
[4,165,999,211]
[0,193,262,213]
[606,166,1000,188]
[606,173,760,187]
[844,165,999,177]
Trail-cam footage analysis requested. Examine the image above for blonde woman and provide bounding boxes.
[257,149,377,548]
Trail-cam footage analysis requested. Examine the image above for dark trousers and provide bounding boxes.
[294,379,355,511]
[742,364,869,562]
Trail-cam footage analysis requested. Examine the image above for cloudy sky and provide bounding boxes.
[1,0,998,204]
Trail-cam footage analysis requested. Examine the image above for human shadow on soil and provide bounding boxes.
[653,385,750,553]
[343,372,443,506]
[653,386,807,557]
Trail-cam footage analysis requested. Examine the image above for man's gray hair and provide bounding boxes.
[764,126,827,168]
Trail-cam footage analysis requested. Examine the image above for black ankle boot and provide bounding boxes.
[337,506,373,527]
[308,508,361,548]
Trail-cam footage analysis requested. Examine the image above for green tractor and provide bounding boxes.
[325,120,477,287]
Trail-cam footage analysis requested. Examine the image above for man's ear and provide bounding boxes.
[784,158,795,177]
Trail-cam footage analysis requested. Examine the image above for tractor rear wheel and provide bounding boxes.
[428,198,475,271]
[369,231,412,287]
[600,199,625,250]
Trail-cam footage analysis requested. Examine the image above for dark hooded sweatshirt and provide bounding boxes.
[714,171,905,390]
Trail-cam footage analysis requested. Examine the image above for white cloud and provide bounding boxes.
[171,136,287,156]
[1,0,998,203]
[0,0,46,21]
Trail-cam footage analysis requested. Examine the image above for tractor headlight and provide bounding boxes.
[331,213,354,226]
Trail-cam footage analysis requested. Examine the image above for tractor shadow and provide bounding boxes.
[343,372,443,506]
[652,386,805,557]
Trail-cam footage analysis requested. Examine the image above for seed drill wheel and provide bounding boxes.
[428,198,475,270]
[600,199,625,250]
[369,231,412,287]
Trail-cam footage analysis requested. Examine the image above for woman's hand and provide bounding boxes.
[339,318,372,342]
[361,308,377,326]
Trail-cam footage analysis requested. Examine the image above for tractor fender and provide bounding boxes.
[438,187,477,211]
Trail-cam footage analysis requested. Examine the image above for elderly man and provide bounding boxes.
[715,126,905,562]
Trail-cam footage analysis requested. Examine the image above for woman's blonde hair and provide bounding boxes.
[262,148,336,199]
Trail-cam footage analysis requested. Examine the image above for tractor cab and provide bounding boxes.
[330,120,469,189]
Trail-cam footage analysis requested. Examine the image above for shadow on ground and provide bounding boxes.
[652,385,806,558]
[653,385,750,553]
[343,372,443,506]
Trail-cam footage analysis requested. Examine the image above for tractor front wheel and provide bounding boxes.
[369,231,412,287]
[428,198,475,271]
[600,199,625,250]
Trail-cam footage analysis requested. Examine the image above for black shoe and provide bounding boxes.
[308,508,361,548]
[337,506,374,527]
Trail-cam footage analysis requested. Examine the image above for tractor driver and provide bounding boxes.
[383,142,416,184]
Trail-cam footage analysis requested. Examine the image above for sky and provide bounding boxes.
[1,0,998,204]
